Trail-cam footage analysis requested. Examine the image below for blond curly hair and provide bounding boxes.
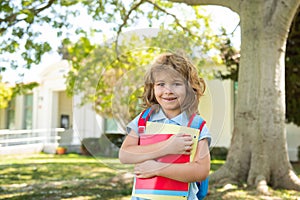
[142,52,206,116]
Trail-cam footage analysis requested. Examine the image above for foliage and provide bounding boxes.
[0,0,226,124]
[286,7,300,126]
[0,0,216,71]
[215,11,300,126]
[210,147,228,160]
[63,5,223,126]
[81,136,120,157]
[0,78,12,109]
[215,29,240,82]
[0,0,76,105]
[0,0,55,70]
[11,82,39,97]
[0,81,38,109]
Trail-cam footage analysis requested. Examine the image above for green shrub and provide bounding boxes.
[210,147,228,160]
[81,135,120,157]
[298,146,300,161]
[105,133,125,148]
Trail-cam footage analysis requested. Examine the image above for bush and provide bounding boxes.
[210,147,228,160]
[298,146,300,161]
[105,133,125,148]
[81,135,120,157]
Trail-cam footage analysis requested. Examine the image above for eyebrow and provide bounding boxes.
[154,79,184,83]
[173,79,184,82]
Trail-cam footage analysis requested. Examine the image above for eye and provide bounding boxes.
[156,82,165,87]
[174,82,183,86]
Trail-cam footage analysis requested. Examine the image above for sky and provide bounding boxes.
[1,5,240,84]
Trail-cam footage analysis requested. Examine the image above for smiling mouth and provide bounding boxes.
[163,97,177,101]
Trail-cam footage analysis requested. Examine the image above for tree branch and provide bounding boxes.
[115,0,146,58]
[114,0,208,58]
[145,0,199,38]
[114,0,242,59]
[167,0,241,13]
[34,0,56,14]
[0,0,56,34]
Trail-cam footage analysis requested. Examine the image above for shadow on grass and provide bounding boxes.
[1,154,299,200]
[0,162,116,185]
[0,154,133,200]
[1,180,132,200]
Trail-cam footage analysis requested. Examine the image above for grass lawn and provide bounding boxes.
[0,153,299,200]
[207,160,300,200]
[0,153,133,200]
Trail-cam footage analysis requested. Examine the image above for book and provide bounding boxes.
[132,122,199,199]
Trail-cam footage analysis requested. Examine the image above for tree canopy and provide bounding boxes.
[0,1,222,70]
[63,8,225,128]
[0,0,229,123]
[286,7,300,126]
[0,77,12,108]
[216,7,300,127]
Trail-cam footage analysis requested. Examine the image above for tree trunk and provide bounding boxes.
[209,0,300,192]
[169,0,300,192]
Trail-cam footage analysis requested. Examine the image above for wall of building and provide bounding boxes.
[287,123,300,161]
[73,94,103,140]
[58,91,73,129]
[200,79,300,161]
[0,95,25,130]
[0,109,5,129]
[200,79,234,148]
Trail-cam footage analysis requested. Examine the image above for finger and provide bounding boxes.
[136,174,144,178]
[134,166,140,174]
[137,174,152,179]
[134,171,140,175]
[185,145,192,151]
[185,140,194,146]
[183,150,191,155]
[176,133,185,136]
[182,135,193,140]
[183,142,193,148]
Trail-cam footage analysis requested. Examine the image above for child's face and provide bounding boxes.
[153,70,187,118]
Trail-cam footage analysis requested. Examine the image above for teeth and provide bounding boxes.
[165,98,176,100]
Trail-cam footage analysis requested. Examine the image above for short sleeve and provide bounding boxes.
[126,113,141,135]
[199,124,211,147]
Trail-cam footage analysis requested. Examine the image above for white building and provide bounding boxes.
[0,60,299,161]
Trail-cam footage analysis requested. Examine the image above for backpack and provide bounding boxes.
[138,108,209,200]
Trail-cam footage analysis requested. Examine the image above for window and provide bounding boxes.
[23,94,33,129]
[6,98,16,129]
[104,118,122,134]
[60,115,69,129]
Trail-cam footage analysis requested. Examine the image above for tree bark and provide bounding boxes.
[170,0,300,191]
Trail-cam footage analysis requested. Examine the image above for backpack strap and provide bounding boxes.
[188,114,209,200]
[187,113,206,131]
[138,110,206,133]
[137,108,153,134]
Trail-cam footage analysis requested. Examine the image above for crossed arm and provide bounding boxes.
[118,130,210,183]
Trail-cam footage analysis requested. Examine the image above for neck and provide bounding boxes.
[162,109,181,119]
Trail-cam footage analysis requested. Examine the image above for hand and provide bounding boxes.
[134,160,163,178]
[164,133,194,155]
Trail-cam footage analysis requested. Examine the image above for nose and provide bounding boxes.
[163,84,174,94]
